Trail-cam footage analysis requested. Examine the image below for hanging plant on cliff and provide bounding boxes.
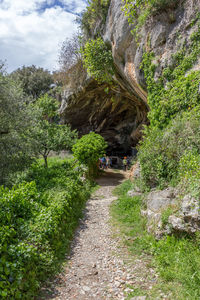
[80,37,114,83]
[79,0,111,36]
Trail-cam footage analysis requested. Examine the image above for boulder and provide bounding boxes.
[146,187,176,212]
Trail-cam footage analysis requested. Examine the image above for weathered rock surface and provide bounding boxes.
[106,0,200,89]
[60,78,148,154]
[141,188,200,238]
[146,188,176,212]
[171,195,200,233]
[60,0,200,152]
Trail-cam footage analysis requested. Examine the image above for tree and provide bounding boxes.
[72,132,107,177]
[58,33,84,86]
[11,65,53,99]
[0,62,34,184]
[30,94,77,167]
[59,33,82,71]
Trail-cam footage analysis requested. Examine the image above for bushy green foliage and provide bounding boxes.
[112,181,200,299]
[29,94,77,167]
[138,107,200,189]
[0,65,35,184]
[72,132,107,176]
[81,37,114,83]
[80,0,110,36]
[178,150,200,198]
[11,65,53,99]
[0,158,91,299]
[137,21,200,192]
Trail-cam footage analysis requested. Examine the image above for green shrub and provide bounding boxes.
[138,107,200,190]
[0,158,91,298]
[72,132,107,177]
[80,37,114,83]
[178,150,200,198]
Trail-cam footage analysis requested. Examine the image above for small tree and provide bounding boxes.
[72,132,107,177]
[30,94,77,167]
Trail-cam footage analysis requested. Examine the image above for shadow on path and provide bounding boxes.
[95,169,125,187]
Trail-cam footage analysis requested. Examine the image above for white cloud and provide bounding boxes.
[0,0,87,72]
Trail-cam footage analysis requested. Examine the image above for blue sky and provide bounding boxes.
[0,0,87,72]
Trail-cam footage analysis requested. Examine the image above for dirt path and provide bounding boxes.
[39,170,156,300]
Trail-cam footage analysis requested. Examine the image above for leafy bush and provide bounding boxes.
[72,132,107,177]
[0,158,91,298]
[0,65,35,185]
[138,107,200,190]
[80,37,114,83]
[178,150,200,198]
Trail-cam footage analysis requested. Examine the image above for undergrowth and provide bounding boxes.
[137,16,200,192]
[112,181,200,299]
[0,157,93,299]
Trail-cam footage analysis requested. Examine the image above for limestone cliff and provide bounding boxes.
[60,0,200,153]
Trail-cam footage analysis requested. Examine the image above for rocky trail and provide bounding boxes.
[39,170,157,300]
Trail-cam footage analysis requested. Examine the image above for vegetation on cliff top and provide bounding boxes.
[79,0,111,37]
[80,37,114,83]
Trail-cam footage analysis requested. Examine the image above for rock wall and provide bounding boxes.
[60,0,200,152]
[60,76,147,154]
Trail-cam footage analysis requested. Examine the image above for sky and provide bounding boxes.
[0,0,87,72]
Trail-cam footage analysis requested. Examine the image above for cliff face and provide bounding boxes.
[60,0,200,152]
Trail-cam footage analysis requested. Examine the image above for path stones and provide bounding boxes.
[38,171,159,300]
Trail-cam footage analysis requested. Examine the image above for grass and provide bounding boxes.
[111,180,200,299]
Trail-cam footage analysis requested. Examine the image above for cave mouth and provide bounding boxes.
[106,145,138,157]
[61,79,148,159]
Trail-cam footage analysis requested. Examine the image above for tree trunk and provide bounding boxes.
[43,155,48,168]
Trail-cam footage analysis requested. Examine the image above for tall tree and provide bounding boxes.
[11,65,53,99]
[0,63,34,184]
[57,33,85,86]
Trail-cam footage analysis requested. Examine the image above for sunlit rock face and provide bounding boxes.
[106,0,200,89]
[60,0,199,152]
[60,77,148,155]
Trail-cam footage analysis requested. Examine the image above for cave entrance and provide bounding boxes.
[106,145,138,169]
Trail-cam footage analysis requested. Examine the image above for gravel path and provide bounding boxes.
[39,170,157,300]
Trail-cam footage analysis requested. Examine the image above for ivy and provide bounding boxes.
[141,22,200,128]
[138,16,200,190]
[122,0,177,37]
